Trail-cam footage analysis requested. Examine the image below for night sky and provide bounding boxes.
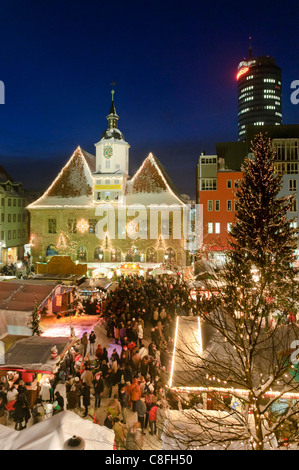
[0,0,298,198]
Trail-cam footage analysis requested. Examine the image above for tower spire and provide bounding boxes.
[107,82,119,129]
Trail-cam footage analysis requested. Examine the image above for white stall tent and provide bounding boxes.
[0,410,115,450]
[161,409,277,450]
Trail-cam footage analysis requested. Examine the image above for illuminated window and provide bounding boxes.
[208,223,213,234]
[215,223,220,234]
[201,179,217,191]
[89,219,97,234]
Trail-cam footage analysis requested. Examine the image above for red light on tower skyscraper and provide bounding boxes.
[236,66,249,80]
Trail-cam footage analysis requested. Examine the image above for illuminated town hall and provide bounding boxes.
[28,91,191,273]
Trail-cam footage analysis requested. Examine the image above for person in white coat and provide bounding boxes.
[137,323,143,347]
[40,378,51,402]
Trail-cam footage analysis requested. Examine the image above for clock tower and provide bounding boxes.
[93,89,130,203]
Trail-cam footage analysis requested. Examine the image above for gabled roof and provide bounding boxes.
[126,152,186,206]
[28,146,95,208]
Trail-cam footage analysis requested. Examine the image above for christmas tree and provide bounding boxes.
[29,300,42,336]
[227,132,298,316]
[173,133,299,450]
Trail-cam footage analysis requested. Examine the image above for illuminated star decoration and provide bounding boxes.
[76,218,89,233]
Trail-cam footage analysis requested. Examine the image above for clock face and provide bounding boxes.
[103,145,113,159]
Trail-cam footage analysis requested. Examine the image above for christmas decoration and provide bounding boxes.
[28,300,42,336]
[76,218,89,233]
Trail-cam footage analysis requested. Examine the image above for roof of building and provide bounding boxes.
[28,146,94,208]
[0,281,56,312]
[28,147,186,208]
[126,152,186,205]
[1,335,73,372]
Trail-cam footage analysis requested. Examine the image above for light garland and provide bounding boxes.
[101,235,112,251]
[57,232,68,249]
[169,385,299,400]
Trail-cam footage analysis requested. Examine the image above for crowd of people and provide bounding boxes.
[0,274,193,450]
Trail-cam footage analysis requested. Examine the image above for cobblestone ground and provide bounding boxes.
[4,313,162,450]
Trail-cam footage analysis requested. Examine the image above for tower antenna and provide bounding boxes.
[110,81,117,101]
[248,36,252,60]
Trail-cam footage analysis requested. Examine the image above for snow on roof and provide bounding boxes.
[126,153,186,206]
[28,146,95,208]
[1,336,73,372]
[0,282,56,312]
[0,410,115,450]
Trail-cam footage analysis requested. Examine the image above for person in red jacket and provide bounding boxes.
[148,400,159,436]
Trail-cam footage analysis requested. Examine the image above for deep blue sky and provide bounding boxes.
[0,0,298,198]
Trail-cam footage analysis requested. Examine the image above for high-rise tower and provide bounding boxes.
[237,43,282,140]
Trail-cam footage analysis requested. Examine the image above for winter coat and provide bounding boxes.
[81,385,90,406]
[81,369,93,387]
[13,395,30,423]
[131,380,141,402]
[41,382,51,401]
[66,390,79,410]
[149,405,158,422]
[135,399,146,417]
[94,377,104,395]
[119,390,129,408]
[126,429,144,450]
[137,325,143,339]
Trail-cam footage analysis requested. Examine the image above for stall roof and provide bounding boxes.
[0,410,115,450]
[78,278,118,291]
[161,409,264,450]
[0,281,57,312]
[27,274,85,283]
[169,315,299,395]
[0,335,73,372]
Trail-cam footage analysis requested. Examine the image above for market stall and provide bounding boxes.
[0,335,76,408]
[161,409,264,450]
[0,410,115,450]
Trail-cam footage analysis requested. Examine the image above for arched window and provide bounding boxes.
[146,247,157,263]
[46,245,58,257]
[125,250,133,262]
[165,247,176,263]
[77,246,87,262]
[94,247,104,262]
